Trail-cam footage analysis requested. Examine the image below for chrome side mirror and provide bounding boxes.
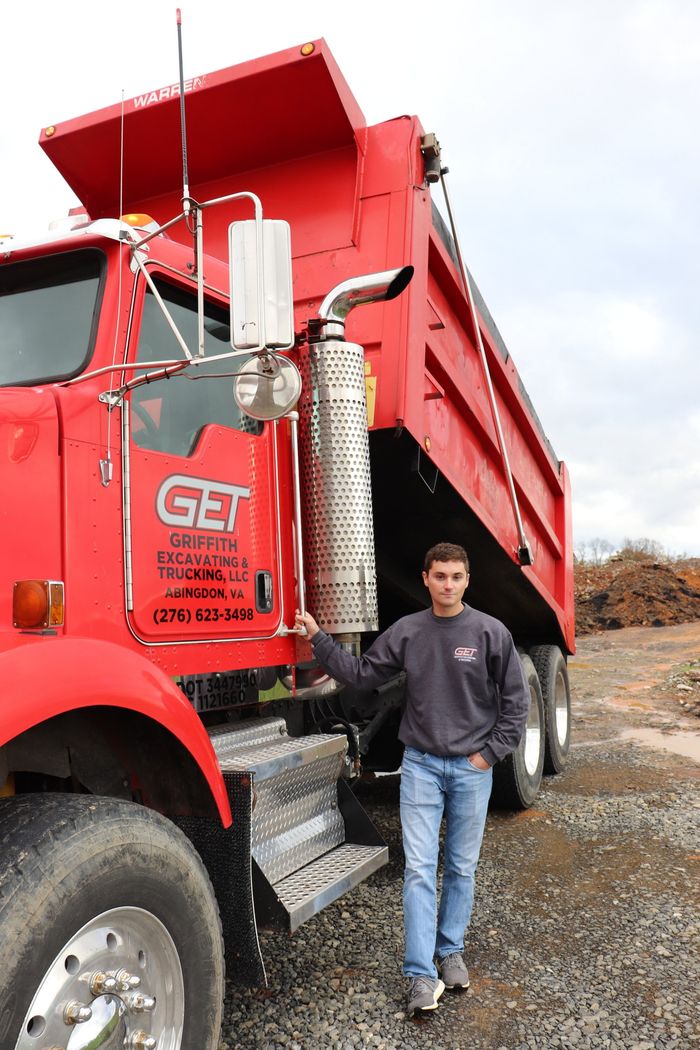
[233,353,302,421]
[229,219,294,351]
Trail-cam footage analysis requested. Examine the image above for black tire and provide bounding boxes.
[0,793,224,1050]
[491,653,545,809]
[530,644,571,774]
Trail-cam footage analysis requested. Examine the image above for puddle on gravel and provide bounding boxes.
[546,760,672,796]
[617,726,700,762]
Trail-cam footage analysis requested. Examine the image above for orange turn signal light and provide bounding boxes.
[13,580,64,629]
[120,213,157,228]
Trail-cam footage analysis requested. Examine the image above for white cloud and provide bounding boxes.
[498,290,699,555]
[603,301,664,362]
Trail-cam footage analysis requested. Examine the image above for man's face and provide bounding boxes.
[422,560,469,616]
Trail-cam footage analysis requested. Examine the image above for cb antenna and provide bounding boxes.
[176,7,204,350]
[176,8,191,215]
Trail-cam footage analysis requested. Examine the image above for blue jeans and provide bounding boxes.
[400,745,493,978]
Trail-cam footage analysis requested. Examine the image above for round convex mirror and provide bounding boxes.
[233,353,302,421]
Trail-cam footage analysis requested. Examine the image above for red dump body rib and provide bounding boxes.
[41,40,574,652]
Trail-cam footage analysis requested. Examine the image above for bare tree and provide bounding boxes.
[620,537,667,561]
[574,540,589,564]
[587,537,615,565]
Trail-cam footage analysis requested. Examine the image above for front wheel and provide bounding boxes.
[492,653,545,809]
[0,794,224,1050]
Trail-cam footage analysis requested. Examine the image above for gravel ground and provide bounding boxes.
[220,625,700,1050]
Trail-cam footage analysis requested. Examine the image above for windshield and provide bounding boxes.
[0,249,104,386]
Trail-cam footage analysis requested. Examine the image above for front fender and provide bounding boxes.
[0,636,231,825]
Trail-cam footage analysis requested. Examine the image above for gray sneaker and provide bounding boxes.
[438,952,470,990]
[407,975,445,1014]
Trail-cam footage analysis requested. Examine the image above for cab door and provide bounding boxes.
[124,275,283,644]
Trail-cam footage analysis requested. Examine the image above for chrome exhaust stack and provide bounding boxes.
[298,266,413,638]
[316,266,414,339]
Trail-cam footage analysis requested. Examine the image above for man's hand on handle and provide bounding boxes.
[295,609,320,638]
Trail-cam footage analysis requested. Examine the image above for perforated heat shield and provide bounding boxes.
[298,340,378,633]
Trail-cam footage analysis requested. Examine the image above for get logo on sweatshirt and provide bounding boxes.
[454,647,478,662]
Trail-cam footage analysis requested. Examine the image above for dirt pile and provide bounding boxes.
[575,556,700,635]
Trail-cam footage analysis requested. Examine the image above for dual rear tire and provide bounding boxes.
[493,644,571,809]
[530,644,571,774]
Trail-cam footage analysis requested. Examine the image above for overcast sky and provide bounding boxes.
[3,1,698,555]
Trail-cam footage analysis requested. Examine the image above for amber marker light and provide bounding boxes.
[44,126,56,137]
[121,213,156,228]
[49,583,65,626]
[300,43,315,56]
[13,580,65,629]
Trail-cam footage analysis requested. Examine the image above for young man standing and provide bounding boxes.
[295,542,529,1016]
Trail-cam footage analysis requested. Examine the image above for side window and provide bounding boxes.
[0,249,104,386]
[131,279,262,455]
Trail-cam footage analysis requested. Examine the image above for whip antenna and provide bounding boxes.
[176,8,191,214]
[176,7,203,349]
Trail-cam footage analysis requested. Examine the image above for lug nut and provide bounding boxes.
[126,992,157,1012]
[129,1032,157,1049]
[116,968,141,990]
[90,970,119,995]
[64,1000,93,1024]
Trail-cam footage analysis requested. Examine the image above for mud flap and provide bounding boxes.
[175,771,266,987]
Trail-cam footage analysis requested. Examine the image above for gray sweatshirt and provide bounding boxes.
[311,604,529,766]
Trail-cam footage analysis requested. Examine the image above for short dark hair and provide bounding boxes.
[423,543,469,573]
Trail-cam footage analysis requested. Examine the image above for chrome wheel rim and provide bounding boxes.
[523,683,542,776]
[14,907,184,1050]
[555,669,569,746]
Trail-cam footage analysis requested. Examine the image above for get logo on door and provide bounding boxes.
[156,474,250,533]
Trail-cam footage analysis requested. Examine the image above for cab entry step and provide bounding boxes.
[274,841,387,930]
[208,718,387,931]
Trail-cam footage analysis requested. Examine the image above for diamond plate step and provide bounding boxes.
[208,718,388,933]
[209,717,346,781]
[209,718,347,884]
[273,842,388,931]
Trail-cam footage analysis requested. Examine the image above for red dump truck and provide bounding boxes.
[0,39,574,1049]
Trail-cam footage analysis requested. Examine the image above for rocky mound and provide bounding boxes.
[575,557,700,635]
[664,659,700,717]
